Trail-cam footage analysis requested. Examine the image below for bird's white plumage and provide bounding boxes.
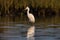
[27,13,35,23]
[25,6,35,23]
[25,6,35,40]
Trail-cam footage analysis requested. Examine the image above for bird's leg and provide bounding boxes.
[27,21,30,25]
[29,22,34,26]
[28,21,32,26]
[27,21,32,25]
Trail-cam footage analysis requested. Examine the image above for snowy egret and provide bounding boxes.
[25,6,35,40]
[25,6,35,23]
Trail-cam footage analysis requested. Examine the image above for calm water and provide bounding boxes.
[0,16,60,40]
[0,23,60,40]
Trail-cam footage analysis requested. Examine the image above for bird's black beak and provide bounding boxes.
[24,7,27,10]
[24,8,27,13]
[24,8,27,12]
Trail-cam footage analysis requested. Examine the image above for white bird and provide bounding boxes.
[25,6,35,23]
[25,6,35,40]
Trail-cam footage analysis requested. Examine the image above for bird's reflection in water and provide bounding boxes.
[27,25,35,40]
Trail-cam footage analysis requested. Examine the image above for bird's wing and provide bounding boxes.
[28,13,35,22]
[29,13,35,19]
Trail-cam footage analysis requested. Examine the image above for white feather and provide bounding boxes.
[25,6,35,23]
[25,6,35,40]
[27,13,35,23]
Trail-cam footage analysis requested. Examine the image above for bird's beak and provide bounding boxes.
[24,8,26,10]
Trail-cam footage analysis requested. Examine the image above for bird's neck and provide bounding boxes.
[27,10,29,15]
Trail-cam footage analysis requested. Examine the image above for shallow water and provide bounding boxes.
[0,23,60,40]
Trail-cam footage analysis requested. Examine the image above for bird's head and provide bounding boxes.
[25,6,30,11]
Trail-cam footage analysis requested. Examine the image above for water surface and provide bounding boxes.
[0,23,60,40]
